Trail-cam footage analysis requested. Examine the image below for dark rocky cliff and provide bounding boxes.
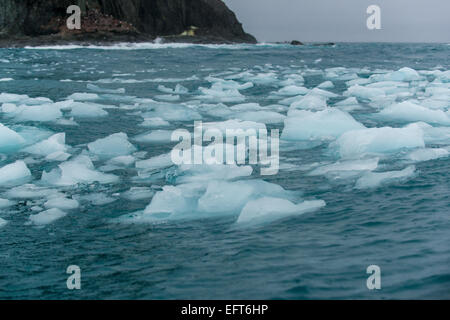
[0,0,256,44]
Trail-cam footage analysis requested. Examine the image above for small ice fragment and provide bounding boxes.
[88,133,136,158]
[29,208,67,226]
[355,166,416,189]
[44,197,79,210]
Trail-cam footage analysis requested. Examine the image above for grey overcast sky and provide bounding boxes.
[223,0,450,43]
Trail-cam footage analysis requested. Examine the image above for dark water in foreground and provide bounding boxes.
[0,43,449,299]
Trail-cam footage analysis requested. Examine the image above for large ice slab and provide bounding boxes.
[88,133,136,158]
[28,208,67,226]
[0,123,25,152]
[0,161,32,186]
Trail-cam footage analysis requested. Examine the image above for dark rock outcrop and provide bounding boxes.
[0,0,256,45]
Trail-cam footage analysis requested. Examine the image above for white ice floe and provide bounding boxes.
[88,133,136,158]
[66,93,100,101]
[87,84,125,94]
[355,166,416,189]
[5,103,63,122]
[369,67,421,82]
[157,84,189,94]
[75,193,117,206]
[142,103,201,121]
[0,198,15,209]
[309,158,379,176]
[23,133,69,157]
[334,124,425,158]
[139,117,170,128]
[405,148,449,162]
[375,101,450,125]
[44,197,79,210]
[155,94,180,102]
[274,85,309,96]
[122,187,154,201]
[0,218,8,228]
[136,153,173,171]
[0,161,31,186]
[69,102,109,118]
[133,130,174,144]
[289,94,328,111]
[29,208,67,226]
[318,81,335,89]
[41,155,118,186]
[0,123,25,152]
[282,108,365,141]
[233,111,286,124]
[3,184,60,200]
[236,197,326,226]
[344,85,385,101]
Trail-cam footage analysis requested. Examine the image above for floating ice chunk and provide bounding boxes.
[282,108,365,141]
[289,94,328,111]
[198,83,246,103]
[134,130,174,144]
[376,101,450,125]
[233,111,286,124]
[275,85,309,96]
[370,67,421,82]
[66,93,99,101]
[309,158,379,176]
[309,88,339,99]
[0,198,15,209]
[334,124,425,158]
[140,117,170,128]
[236,197,326,226]
[200,119,266,136]
[155,94,180,102]
[87,84,125,94]
[45,151,71,162]
[122,187,154,201]
[0,218,8,228]
[318,81,334,89]
[107,155,136,167]
[88,133,136,158]
[157,84,189,94]
[3,184,60,200]
[23,133,68,157]
[355,166,416,189]
[175,164,253,184]
[436,70,450,83]
[136,153,173,171]
[55,118,79,126]
[75,193,117,206]
[0,123,25,152]
[69,102,108,118]
[29,208,67,226]
[334,97,363,112]
[44,197,79,210]
[142,103,201,121]
[0,93,29,103]
[0,161,31,186]
[344,84,385,100]
[12,104,63,122]
[41,155,118,186]
[143,183,204,217]
[406,148,449,162]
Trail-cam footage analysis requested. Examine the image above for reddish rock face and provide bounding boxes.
[0,0,256,43]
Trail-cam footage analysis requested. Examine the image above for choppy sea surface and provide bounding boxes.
[0,43,449,299]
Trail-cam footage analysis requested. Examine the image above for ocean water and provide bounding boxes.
[0,43,449,299]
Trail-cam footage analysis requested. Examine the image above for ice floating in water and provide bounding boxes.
[344,85,385,101]
[0,198,15,209]
[376,101,450,125]
[75,193,116,206]
[0,161,31,186]
[289,94,328,111]
[142,103,201,121]
[370,67,421,82]
[334,124,425,158]
[318,81,335,89]
[0,123,25,152]
[23,133,68,157]
[406,148,449,162]
[44,197,79,210]
[355,166,416,189]
[3,184,60,200]
[155,94,180,102]
[233,111,286,124]
[69,102,108,118]
[122,187,154,201]
[157,84,188,94]
[309,158,379,176]
[282,108,365,141]
[275,85,309,96]
[4,103,63,122]
[28,208,67,226]
[88,133,136,159]
[200,119,266,136]
[0,218,8,228]
[42,155,118,186]
[66,93,100,101]
[87,84,125,94]
[134,130,174,144]
[236,197,326,226]
[136,153,173,171]
[140,117,170,128]
[175,164,253,184]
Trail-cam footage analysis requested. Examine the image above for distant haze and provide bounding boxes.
[224,0,450,43]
